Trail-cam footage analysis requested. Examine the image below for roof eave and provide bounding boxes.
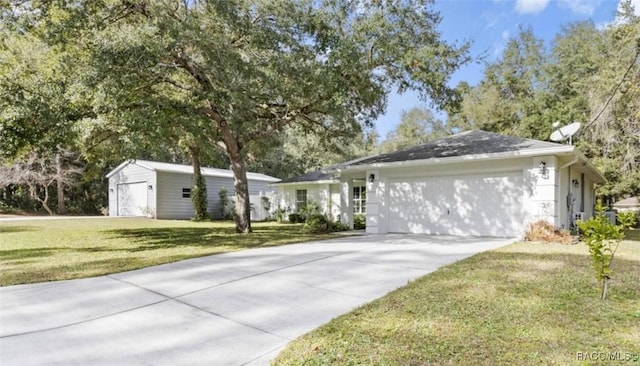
[105,159,154,178]
[334,146,576,173]
[574,152,606,184]
[270,179,339,186]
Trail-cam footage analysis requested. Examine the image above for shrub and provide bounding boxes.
[617,210,638,228]
[191,174,209,221]
[524,220,572,244]
[330,220,350,232]
[303,214,330,233]
[354,214,366,230]
[288,213,305,223]
[274,206,289,223]
[300,201,320,221]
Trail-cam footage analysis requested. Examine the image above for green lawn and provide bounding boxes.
[274,230,640,365]
[0,218,336,286]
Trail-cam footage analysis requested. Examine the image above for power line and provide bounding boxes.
[585,41,640,128]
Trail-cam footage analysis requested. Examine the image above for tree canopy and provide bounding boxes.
[2,0,637,219]
[379,107,447,153]
[449,8,640,200]
[1,0,469,230]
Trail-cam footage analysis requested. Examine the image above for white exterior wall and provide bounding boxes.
[276,184,324,214]
[365,170,381,233]
[329,184,341,220]
[108,164,156,217]
[524,156,558,228]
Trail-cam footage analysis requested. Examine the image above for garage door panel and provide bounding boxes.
[388,173,523,237]
[389,180,445,234]
[117,182,147,217]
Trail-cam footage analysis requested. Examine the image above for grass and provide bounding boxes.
[0,218,338,286]
[274,230,640,365]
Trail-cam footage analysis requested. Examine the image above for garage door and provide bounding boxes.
[117,182,148,216]
[388,173,524,237]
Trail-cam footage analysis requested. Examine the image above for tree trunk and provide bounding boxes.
[199,101,252,232]
[229,151,252,233]
[189,145,208,220]
[29,183,54,216]
[55,152,66,215]
[600,276,610,300]
[220,134,252,233]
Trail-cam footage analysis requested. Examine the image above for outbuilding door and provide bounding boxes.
[117,182,147,216]
[387,172,524,237]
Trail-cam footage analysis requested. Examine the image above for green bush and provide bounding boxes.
[274,206,289,223]
[617,211,638,228]
[303,214,330,233]
[330,220,350,232]
[354,214,366,230]
[300,201,319,220]
[288,213,305,223]
[192,175,209,221]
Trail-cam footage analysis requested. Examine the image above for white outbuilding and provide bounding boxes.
[107,160,280,219]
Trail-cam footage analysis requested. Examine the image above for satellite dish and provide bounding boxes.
[550,122,581,145]
[552,121,561,128]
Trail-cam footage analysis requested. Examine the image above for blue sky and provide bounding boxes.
[374,0,637,139]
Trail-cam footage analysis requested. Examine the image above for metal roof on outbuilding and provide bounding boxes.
[106,159,280,182]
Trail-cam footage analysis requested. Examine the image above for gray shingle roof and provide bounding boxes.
[275,130,568,184]
[350,130,565,166]
[277,170,336,184]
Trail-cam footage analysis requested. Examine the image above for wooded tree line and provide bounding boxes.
[1,1,638,227]
[448,3,640,201]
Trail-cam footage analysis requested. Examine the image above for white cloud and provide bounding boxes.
[558,0,601,16]
[515,0,551,14]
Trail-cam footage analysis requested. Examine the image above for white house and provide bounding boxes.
[273,130,605,237]
[107,160,280,219]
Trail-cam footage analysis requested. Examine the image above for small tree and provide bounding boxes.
[260,196,272,220]
[0,153,81,215]
[577,201,632,300]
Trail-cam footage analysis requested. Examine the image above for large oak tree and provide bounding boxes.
[3,0,469,231]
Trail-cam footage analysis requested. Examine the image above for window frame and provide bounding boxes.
[182,188,191,198]
[296,189,307,212]
[353,185,366,214]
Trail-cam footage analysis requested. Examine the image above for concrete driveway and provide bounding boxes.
[0,234,512,366]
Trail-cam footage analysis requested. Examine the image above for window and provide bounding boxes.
[296,189,307,211]
[353,186,366,214]
[182,188,191,198]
